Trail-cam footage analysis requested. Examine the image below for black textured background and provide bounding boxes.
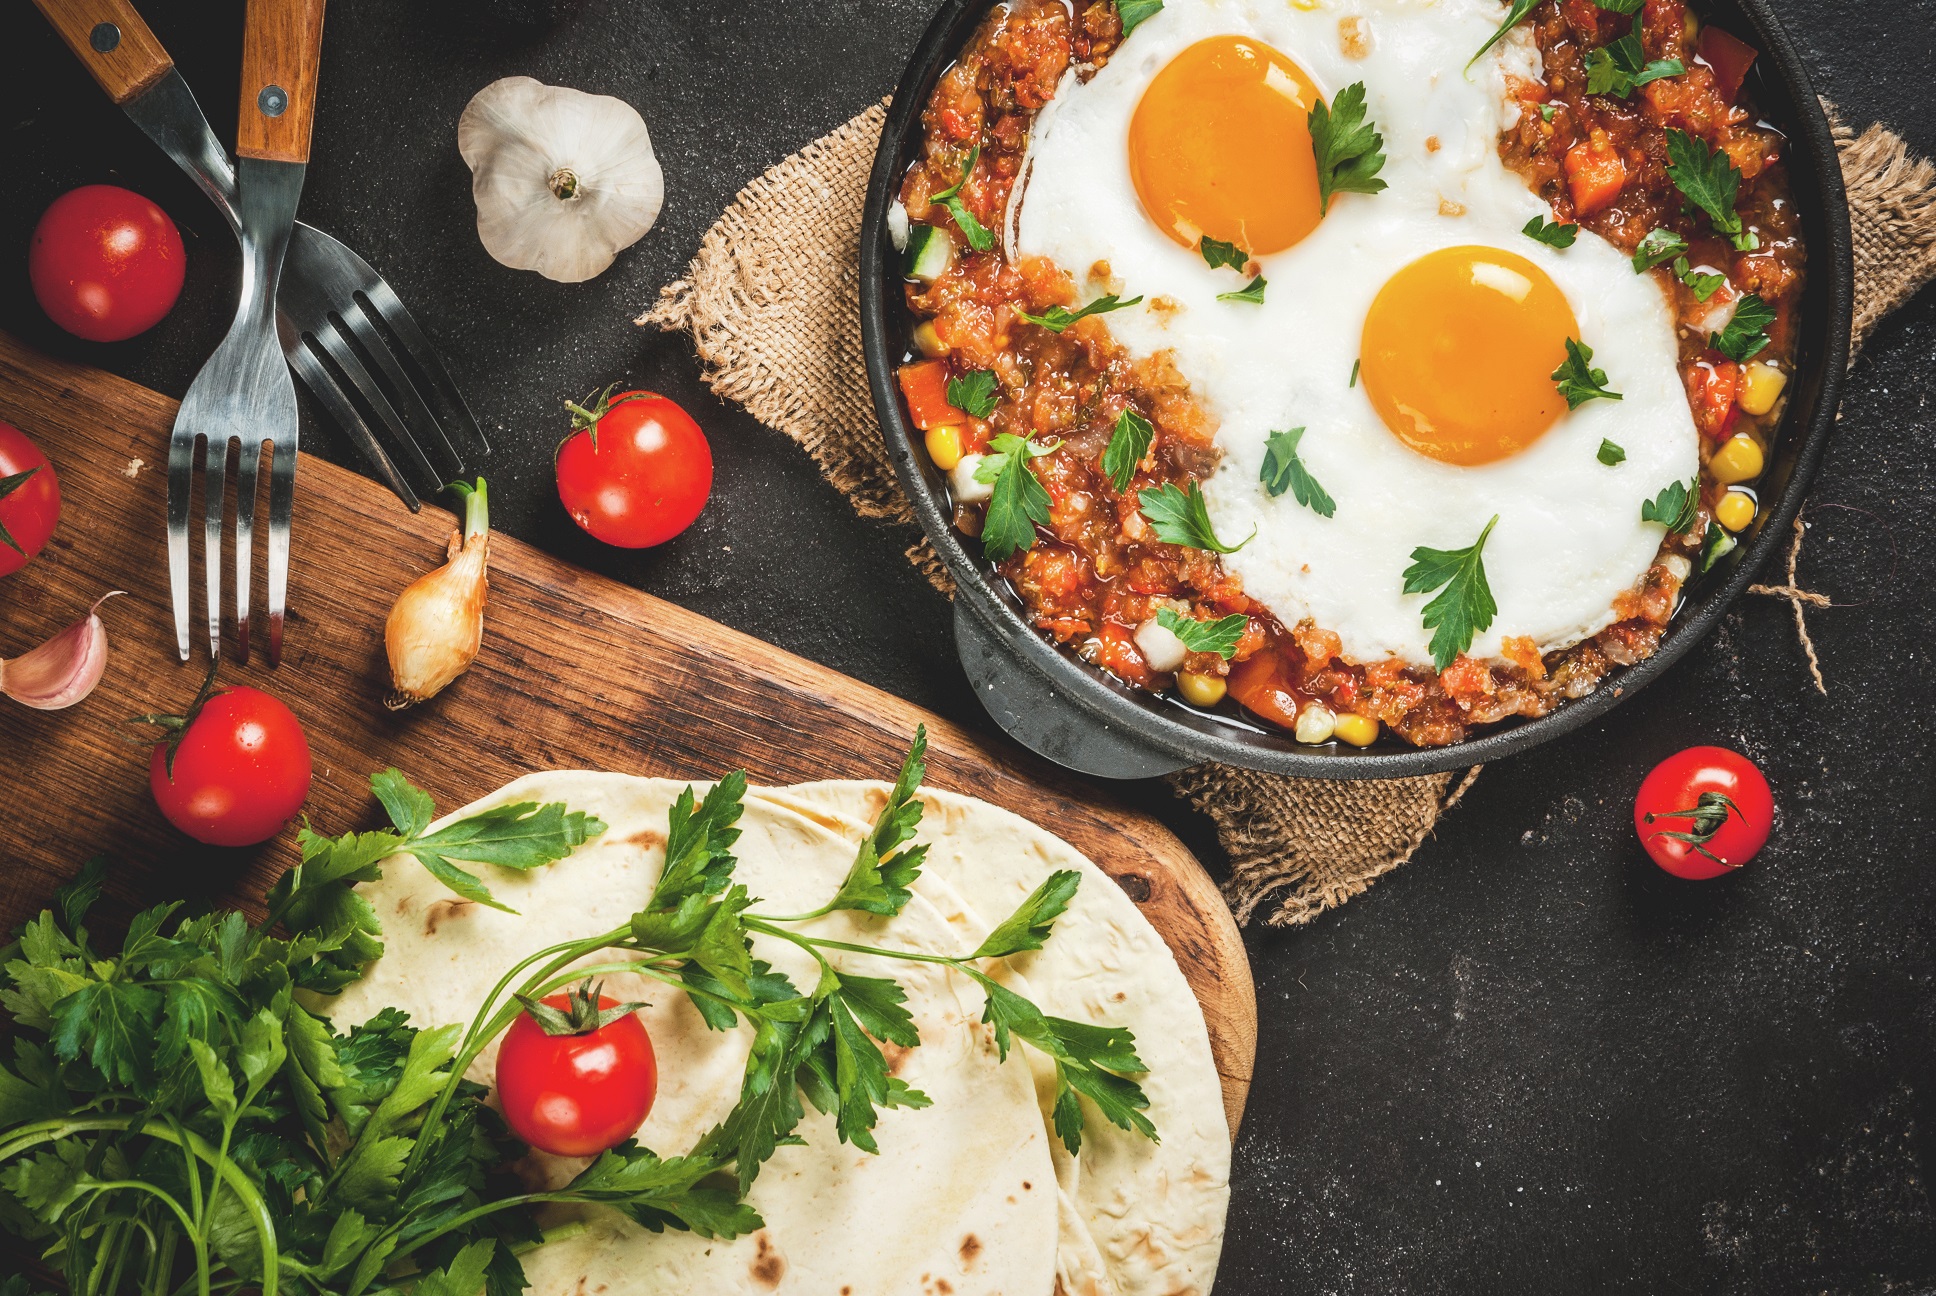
[2,1,1933,1290]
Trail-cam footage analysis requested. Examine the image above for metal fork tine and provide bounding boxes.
[233,440,261,665]
[265,440,295,668]
[361,280,490,453]
[339,297,464,474]
[284,326,421,511]
[168,435,197,662]
[202,438,229,663]
[312,319,443,494]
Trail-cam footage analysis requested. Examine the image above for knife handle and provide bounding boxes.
[237,0,326,164]
[30,0,172,105]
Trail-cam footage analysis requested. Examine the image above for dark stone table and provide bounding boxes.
[2,1,1932,1289]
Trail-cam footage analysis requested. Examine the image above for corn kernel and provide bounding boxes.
[1334,713,1381,748]
[1709,433,1765,485]
[1176,670,1227,708]
[1737,362,1788,416]
[1715,490,1756,533]
[1295,703,1337,745]
[925,425,963,472]
[912,320,949,358]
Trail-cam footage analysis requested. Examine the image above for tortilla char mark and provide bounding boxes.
[749,1231,786,1288]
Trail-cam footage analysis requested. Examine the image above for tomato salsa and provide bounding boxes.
[896,0,1804,748]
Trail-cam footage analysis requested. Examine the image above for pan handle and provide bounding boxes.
[30,0,171,104]
[953,599,1195,781]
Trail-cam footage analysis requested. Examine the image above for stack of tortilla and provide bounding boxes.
[322,774,1232,1295]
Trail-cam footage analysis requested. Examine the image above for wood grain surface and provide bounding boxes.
[29,0,172,105]
[0,331,1256,1136]
[236,0,325,162]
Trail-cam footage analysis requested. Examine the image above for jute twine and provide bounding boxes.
[641,98,1936,927]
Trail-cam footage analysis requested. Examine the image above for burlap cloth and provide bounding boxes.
[641,100,1936,927]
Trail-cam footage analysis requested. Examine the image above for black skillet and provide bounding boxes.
[860,0,1853,780]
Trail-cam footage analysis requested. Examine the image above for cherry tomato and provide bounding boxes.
[0,423,60,578]
[556,388,712,548]
[1633,746,1773,879]
[497,989,658,1157]
[148,684,313,847]
[29,185,186,343]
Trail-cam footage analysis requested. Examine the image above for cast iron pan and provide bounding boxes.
[860,0,1853,780]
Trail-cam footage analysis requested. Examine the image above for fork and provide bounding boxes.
[35,0,488,519]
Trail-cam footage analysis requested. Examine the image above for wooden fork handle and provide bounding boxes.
[237,0,326,164]
[30,0,172,105]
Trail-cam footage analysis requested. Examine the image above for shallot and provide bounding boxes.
[1,592,120,710]
[386,479,490,710]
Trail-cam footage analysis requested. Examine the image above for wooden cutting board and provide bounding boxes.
[0,331,1255,1136]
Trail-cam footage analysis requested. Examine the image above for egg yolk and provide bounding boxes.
[1359,246,1581,466]
[1128,36,1324,256]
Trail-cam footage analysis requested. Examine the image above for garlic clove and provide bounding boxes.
[1,592,121,710]
[458,76,665,283]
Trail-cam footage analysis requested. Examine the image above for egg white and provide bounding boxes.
[1013,0,1699,666]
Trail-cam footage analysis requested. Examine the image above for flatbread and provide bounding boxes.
[320,773,1059,1296]
[757,783,1231,1296]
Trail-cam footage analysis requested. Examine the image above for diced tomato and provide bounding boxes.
[1564,136,1629,215]
[1439,656,1496,700]
[1092,622,1155,689]
[1291,623,1342,672]
[898,360,967,431]
[1228,651,1304,730]
[1697,26,1758,103]
[1687,358,1740,441]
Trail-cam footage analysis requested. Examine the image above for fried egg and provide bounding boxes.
[1012,0,1699,666]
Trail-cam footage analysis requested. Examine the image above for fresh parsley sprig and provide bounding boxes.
[1102,409,1154,493]
[1309,82,1387,213]
[1665,129,1758,251]
[1218,276,1267,304]
[1598,438,1627,466]
[1552,338,1624,409]
[1677,257,1727,301]
[1523,215,1580,249]
[1259,427,1336,518]
[1711,293,1776,361]
[929,143,995,253]
[1017,293,1144,334]
[1632,227,1690,271]
[947,369,1000,419]
[1585,30,1684,98]
[1642,478,1700,533]
[1115,0,1163,37]
[1155,608,1249,660]
[1198,236,1247,271]
[1402,516,1501,671]
[1468,0,1540,73]
[976,433,1060,562]
[1138,481,1253,553]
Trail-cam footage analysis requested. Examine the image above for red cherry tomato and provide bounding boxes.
[148,685,313,847]
[1633,746,1773,879]
[0,423,60,578]
[556,389,712,548]
[29,185,186,343]
[497,992,658,1157]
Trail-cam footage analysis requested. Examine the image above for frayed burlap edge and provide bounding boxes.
[641,100,1936,927]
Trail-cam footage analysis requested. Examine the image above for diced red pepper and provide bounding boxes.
[1698,26,1758,104]
[1564,136,1629,215]
[1687,357,1741,441]
[897,360,966,431]
[1228,651,1304,730]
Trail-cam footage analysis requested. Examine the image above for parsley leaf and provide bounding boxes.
[1675,256,1727,301]
[946,369,999,419]
[1523,215,1580,248]
[1217,275,1267,304]
[1017,293,1143,333]
[1115,0,1163,36]
[1468,0,1540,72]
[973,978,1153,1154]
[796,966,931,1154]
[0,468,42,556]
[1309,82,1387,213]
[929,144,994,253]
[1154,608,1249,660]
[1642,479,1700,534]
[1402,516,1501,671]
[825,727,930,917]
[1598,438,1627,466]
[1552,337,1624,409]
[1538,102,1560,122]
[1632,227,1690,271]
[1585,31,1684,98]
[1259,427,1336,518]
[1711,293,1776,361]
[1138,481,1253,553]
[969,871,1082,960]
[1101,409,1154,493]
[1198,236,1247,271]
[1665,128,1757,250]
[976,433,1059,562]
[1592,0,1645,12]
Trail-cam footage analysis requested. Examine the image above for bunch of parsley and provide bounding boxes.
[0,734,1156,1295]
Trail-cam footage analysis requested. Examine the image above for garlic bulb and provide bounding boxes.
[457,76,664,283]
[1,592,119,710]
[386,480,490,710]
